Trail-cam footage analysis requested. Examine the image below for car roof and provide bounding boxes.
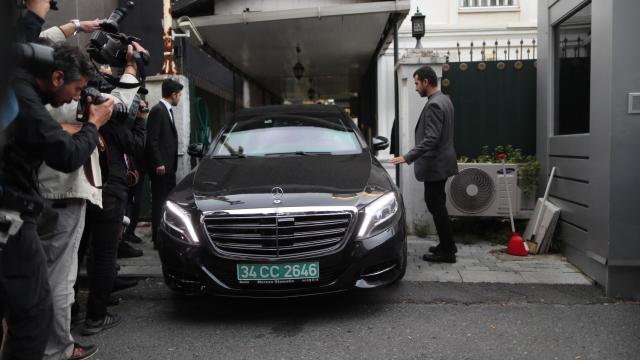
[234,104,344,119]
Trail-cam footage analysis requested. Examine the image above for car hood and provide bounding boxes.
[190,153,392,212]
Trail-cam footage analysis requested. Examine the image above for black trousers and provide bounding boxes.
[150,172,176,245]
[0,217,53,360]
[424,180,456,254]
[78,194,125,321]
[125,171,146,236]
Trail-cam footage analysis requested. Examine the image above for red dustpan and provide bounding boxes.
[507,232,528,256]
[498,154,528,256]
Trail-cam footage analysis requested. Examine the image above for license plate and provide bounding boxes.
[236,262,319,282]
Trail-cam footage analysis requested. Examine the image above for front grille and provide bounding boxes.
[203,210,354,258]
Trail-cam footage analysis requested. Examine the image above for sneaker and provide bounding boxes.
[69,343,98,360]
[124,233,143,244]
[82,313,121,336]
[117,241,143,258]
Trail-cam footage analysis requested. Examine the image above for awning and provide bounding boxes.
[179,1,410,102]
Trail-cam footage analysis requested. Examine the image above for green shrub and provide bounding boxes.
[458,145,541,196]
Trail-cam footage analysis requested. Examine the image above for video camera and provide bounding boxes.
[87,1,150,68]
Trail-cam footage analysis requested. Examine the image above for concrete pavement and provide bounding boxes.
[405,236,592,285]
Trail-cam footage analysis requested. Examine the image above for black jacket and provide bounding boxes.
[145,102,178,175]
[1,70,99,202]
[100,116,145,202]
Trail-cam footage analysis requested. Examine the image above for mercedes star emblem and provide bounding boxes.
[272,187,284,204]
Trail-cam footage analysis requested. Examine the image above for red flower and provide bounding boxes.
[497,153,507,161]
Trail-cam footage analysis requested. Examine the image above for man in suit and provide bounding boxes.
[389,66,459,263]
[146,78,183,248]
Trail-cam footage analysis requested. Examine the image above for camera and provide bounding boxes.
[76,87,128,124]
[76,86,148,127]
[86,1,149,68]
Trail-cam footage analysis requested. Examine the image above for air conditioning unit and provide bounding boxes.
[446,163,520,217]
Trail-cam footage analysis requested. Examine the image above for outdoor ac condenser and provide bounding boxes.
[445,163,520,217]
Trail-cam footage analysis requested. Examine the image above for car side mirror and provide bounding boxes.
[188,143,204,158]
[372,136,389,151]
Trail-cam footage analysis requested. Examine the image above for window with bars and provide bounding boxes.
[461,0,517,7]
[554,2,591,135]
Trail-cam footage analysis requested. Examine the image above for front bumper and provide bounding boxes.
[158,215,406,297]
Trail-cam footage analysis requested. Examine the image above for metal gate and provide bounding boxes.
[441,40,537,158]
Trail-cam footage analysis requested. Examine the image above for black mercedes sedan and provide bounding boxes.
[158,105,406,297]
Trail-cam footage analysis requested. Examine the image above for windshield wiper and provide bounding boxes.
[264,151,332,157]
[211,154,246,159]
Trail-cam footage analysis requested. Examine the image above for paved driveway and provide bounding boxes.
[116,227,592,286]
[406,236,592,285]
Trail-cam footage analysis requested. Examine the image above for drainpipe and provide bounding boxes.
[161,0,177,74]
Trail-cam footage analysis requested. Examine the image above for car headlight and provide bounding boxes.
[357,192,400,239]
[162,201,200,245]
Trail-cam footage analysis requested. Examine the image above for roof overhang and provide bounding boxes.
[179,1,409,102]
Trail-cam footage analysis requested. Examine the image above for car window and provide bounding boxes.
[211,114,364,156]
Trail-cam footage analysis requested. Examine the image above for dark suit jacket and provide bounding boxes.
[404,90,458,182]
[145,102,178,175]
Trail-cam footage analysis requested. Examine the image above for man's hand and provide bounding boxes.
[124,41,148,76]
[79,19,102,33]
[388,156,407,165]
[156,165,166,176]
[88,98,114,129]
[137,100,149,120]
[61,123,83,135]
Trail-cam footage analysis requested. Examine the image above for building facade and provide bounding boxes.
[377,0,538,160]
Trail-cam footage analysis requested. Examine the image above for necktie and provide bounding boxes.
[169,108,175,125]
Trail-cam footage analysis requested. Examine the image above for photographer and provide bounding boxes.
[35,20,141,359]
[0,41,112,360]
[77,42,147,337]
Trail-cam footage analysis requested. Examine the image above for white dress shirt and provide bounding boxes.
[159,98,174,124]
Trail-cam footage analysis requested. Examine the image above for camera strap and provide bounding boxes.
[82,134,108,189]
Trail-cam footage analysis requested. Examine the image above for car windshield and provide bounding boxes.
[211,114,363,157]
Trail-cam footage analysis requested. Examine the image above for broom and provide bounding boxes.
[498,154,528,256]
